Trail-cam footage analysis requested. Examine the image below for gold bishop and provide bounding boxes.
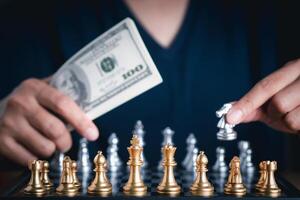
[88,151,112,195]
[190,151,214,196]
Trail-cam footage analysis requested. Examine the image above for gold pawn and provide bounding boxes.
[255,161,267,190]
[123,135,147,196]
[224,156,246,196]
[24,160,46,195]
[71,161,81,189]
[40,161,53,190]
[56,156,79,195]
[190,151,214,196]
[257,161,281,197]
[88,151,112,195]
[157,144,181,195]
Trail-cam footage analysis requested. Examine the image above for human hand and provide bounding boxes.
[227,59,300,134]
[0,78,99,166]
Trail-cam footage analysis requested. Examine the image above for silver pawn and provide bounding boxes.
[133,120,147,167]
[77,138,91,173]
[238,140,250,172]
[212,147,227,174]
[182,133,197,168]
[161,127,174,145]
[107,133,122,172]
[216,103,237,141]
[50,151,64,175]
[158,127,175,170]
[185,147,199,172]
[243,149,255,175]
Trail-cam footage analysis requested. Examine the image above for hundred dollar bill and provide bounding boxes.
[51,18,163,120]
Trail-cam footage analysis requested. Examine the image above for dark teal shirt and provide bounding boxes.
[1,0,299,168]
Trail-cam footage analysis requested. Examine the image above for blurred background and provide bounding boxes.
[0,0,299,172]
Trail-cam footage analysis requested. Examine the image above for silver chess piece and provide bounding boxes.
[238,140,250,171]
[185,147,199,172]
[161,127,174,145]
[243,150,255,190]
[133,120,148,167]
[216,103,237,141]
[212,147,228,175]
[77,138,92,173]
[50,151,64,175]
[243,149,255,175]
[182,133,197,168]
[157,127,175,170]
[107,133,122,172]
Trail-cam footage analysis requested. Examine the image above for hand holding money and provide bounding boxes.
[0,18,162,166]
[0,78,99,166]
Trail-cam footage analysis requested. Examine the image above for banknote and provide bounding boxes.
[51,18,163,120]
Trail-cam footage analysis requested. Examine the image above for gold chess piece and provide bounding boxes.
[71,160,81,189]
[255,161,267,190]
[123,135,147,196]
[157,144,181,195]
[56,156,79,195]
[88,151,112,195]
[224,156,246,196]
[190,151,214,196]
[40,161,53,190]
[24,160,47,195]
[257,161,281,196]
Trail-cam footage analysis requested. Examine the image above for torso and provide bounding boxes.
[124,0,189,48]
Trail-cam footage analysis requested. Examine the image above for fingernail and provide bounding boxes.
[85,127,99,141]
[227,109,243,124]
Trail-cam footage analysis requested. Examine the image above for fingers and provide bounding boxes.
[26,103,72,152]
[268,77,300,120]
[284,106,300,132]
[227,61,300,124]
[37,84,99,141]
[4,113,56,158]
[0,135,37,166]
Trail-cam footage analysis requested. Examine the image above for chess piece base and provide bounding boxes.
[41,180,53,191]
[157,184,181,195]
[217,130,237,141]
[123,184,147,196]
[224,183,246,196]
[74,182,81,189]
[256,188,281,198]
[43,184,53,191]
[123,184,147,192]
[88,184,112,194]
[56,183,79,194]
[24,185,46,195]
[190,184,214,196]
[257,187,281,194]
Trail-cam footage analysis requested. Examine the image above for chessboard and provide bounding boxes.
[4,167,300,199]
